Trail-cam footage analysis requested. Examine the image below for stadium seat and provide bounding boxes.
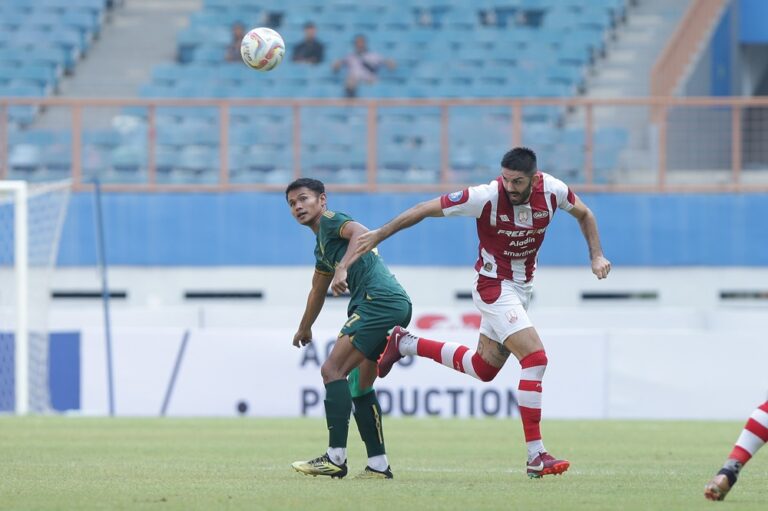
[121,0,630,183]
[109,145,147,174]
[8,144,42,176]
[41,144,73,174]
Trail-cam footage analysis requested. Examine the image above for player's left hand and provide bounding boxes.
[591,255,611,279]
[331,267,349,296]
[292,329,313,348]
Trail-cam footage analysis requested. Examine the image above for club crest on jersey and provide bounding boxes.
[506,310,518,323]
[447,191,464,202]
[533,210,549,219]
[517,211,529,223]
[483,262,493,272]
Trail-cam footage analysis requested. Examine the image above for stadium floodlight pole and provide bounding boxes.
[11,181,29,415]
[93,179,115,417]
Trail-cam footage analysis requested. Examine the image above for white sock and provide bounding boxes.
[526,440,545,461]
[399,333,418,356]
[327,447,346,465]
[367,454,389,472]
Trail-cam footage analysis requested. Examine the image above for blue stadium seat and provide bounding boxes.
[28,49,68,75]
[0,12,26,31]
[41,144,73,174]
[244,148,279,173]
[109,145,147,176]
[155,146,179,176]
[0,66,57,93]
[82,130,119,148]
[193,45,229,65]
[62,10,100,37]
[176,145,219,177]
[156,128,188,148]
[126,0,629,183]
[8,144,42,175]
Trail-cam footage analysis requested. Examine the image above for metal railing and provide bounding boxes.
[650,0,729,97]
[1,95,768,193]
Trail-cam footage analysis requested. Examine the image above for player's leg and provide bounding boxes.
[350,298,411,478]
[292,333,366,479]
[481,278,568,478]
[705,400,768,501]
[349,359,393,479]
[501,326,568,478]
[379,327,509,380]
[378,274,525,380]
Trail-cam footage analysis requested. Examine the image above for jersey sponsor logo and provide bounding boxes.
[503,248,537,258]
[497,228,547,237]
[508,237,536,247]
[533,210,549,219]
[500,214,510,222]
[447,191,464,202]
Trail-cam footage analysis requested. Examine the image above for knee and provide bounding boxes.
[477,367,501,382]
[520,349,547,367]
[471,353,502,382]
[320,360,343,383]
[519,349,548,380]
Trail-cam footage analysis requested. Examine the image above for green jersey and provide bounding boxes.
[314,210,410,310]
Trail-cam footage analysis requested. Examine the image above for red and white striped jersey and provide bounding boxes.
[440,172,576,283]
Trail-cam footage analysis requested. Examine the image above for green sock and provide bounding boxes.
[324,379,352,448]
[353,390,386,457]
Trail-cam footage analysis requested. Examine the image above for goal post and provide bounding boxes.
[0,180,72,414]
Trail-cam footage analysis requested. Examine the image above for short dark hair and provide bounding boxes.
[501,147,537,176]
[303,21,315,29]
[285,177,325,199]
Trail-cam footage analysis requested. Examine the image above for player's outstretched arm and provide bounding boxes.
[356,198,444,256]
[567,195,611,279]
[293,270,333,347]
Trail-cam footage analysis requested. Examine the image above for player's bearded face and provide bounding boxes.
[501,169,534,205]
[287,188,326,226]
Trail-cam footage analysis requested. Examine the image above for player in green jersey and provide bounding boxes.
[286,178,412,480]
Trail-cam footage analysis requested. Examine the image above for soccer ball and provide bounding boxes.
[240,27,285,72]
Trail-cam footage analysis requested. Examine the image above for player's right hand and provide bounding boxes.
[355,229,381,256]
[591,255,611,279]
[292,329,313,348]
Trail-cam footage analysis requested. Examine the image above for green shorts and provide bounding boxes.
[339,296,412,361]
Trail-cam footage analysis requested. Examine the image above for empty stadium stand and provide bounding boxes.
[4,0,637,185]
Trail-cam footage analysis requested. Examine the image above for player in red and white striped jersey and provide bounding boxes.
[704,400,768,501]
[356,147,611,478]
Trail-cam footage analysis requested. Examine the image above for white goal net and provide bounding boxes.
[0,180,71,414]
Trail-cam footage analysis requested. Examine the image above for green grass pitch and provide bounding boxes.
[0,417,765,510]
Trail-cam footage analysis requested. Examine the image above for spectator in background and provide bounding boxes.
[292,22,324,64]
[226,22,246,62]
[332,34,395,98]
